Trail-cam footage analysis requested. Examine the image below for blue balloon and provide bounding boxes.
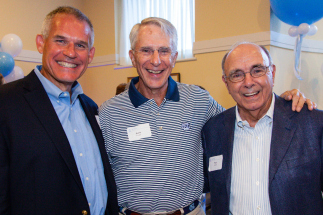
[270,0,323,26]
[0,52,15,77]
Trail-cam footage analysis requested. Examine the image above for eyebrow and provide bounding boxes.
[139,46,171,49]
[229,64,265,74]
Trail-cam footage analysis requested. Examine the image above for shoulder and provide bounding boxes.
[99,90,131,113]
[177,83,215,105]
[0,77,28,102]
[177,83,209,96]
[79,93,98,110]
[204,107,235,131]
[275,95,323,125]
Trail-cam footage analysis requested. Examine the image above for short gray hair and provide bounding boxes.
[41,6,94,48]
[221,41,273,75]
[129,17,178,52]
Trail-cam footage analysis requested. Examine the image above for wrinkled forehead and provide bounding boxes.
[225,44,269,72]
[136,25,171,49]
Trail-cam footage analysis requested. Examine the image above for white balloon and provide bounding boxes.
[288,26,299,37]
[3,70,15,83]
[307,24,318,36]
[297,23,310,35]
[1,34,23,57]
[4,65,24,83]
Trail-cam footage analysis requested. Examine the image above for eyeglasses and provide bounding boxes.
[133,47,175,57]
[225,65,271,83]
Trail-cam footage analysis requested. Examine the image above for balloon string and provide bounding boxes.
[294,34,304,80]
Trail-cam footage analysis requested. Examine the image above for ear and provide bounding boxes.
[88,47,95,63]
[271,64,276,84]
[222,75,229,91]
[129,50,137,67]
[171,51,178,68]
[36,34,45,54]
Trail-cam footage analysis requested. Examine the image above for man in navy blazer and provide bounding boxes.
[203,42,323,215]
[0,6,118,215]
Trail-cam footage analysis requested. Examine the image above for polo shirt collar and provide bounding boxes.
[129,76,179,108]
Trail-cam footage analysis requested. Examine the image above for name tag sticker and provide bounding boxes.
[127,123,152,141]
[209,155,223,172]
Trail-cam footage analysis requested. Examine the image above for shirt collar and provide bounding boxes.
[34,65,83,104]
[129,76,179,108]
[236,93,275,127]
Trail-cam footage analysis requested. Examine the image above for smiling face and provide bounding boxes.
[223,44,276,120]
[129,24,178,98]
[36,13,95,92]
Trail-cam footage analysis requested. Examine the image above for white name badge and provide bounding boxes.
[208,155,223,172]
[127,123,152,142]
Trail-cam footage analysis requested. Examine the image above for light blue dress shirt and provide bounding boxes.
[34,66,108,215]
[229,95,275,215]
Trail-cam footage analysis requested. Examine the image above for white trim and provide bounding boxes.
[15,50,42,63]
[193,32,271,54]
[13,31,323,67]
[88,54,118,68]
[193,31,323,54]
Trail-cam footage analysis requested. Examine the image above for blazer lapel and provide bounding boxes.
[268,95,297,185]
[22,71,85,194]
[223,108,236,201]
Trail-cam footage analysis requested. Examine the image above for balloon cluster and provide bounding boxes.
[270,0,323,80]
[288,24,318,37]
[0,34,24,83]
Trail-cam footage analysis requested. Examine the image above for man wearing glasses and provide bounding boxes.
[202,42,323,215]
[99,17,315,215]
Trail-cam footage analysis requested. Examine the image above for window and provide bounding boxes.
[115,0,195,66]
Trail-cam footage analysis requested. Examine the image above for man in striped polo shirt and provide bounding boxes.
[203,42,323,215]
[99,18,314,215]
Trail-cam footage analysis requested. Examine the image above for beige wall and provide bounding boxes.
[80,0,272,108]
[8,0,316,110]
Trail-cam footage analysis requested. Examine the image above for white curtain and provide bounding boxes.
[115,0,195,66]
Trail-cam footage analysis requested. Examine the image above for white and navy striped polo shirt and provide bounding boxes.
[99,76,224,213]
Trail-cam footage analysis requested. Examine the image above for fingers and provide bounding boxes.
[294,92,306,112]
[280,91,293,101]
[280,89,317,112]
[305,99,317,111]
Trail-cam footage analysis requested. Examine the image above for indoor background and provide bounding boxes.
[1,0,323,109]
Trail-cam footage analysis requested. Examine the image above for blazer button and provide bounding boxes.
[82,210,88,215]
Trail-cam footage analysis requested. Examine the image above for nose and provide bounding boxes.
[150,50,161,66]
[63,43,77,58]
[243,72,255,88]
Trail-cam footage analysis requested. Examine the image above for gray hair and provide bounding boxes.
[41,6,94,48]
[129,17,178,52]
[221,41,273,75]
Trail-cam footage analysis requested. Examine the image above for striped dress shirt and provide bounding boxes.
[229,95,275,215]
[99,77,224,213]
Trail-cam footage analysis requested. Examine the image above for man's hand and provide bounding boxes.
[280,89,317,112]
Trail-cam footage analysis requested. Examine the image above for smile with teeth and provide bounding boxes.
[57,61,77,68]
[244,91,259,97]
[147,69,162,74]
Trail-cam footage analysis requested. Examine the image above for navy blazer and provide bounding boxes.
[0,71,118,215]
[202,94,323,215]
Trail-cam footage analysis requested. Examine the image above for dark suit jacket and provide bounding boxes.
[0,71,118,215]
[202,94,323,215]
